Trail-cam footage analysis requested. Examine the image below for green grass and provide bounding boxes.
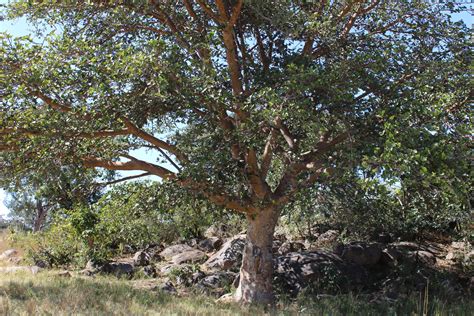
[0,271,472,315]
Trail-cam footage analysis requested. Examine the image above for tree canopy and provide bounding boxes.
[0,0,471,304]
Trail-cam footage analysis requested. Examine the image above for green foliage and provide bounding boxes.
[14,181,240,266]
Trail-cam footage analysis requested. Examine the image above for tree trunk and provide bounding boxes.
[235,207,279,305]
[33,200,47,232]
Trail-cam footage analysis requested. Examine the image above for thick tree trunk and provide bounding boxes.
[235,207,279,305]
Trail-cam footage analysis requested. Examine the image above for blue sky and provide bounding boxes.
[0,2,472,217]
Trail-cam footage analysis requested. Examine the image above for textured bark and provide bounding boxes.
[235,207,279,305]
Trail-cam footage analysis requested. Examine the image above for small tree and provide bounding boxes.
[1,167,103,231]
[1,1,470,304]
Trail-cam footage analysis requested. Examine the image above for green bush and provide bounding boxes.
[15,180,243,267]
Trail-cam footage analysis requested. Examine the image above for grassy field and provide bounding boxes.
[0,270,472,315]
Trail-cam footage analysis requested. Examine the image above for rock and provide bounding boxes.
[198,237,223,253]
[197,272,237,289]
[104,262,135,277]
[278,241,305,255]
[142,265,157,278]
[85,259,102,271]
[380,249,398,267]
[160,281,177,294]
[159,244,194,261]
[187,238,199,247]
[216,293,235,303]
[171,250,208,265]
[204,224,231,238]
[414,251,436,265]
[57,270,72,277]
[191,271,206,284]
[315,230,339,248]
[451,241,466,250]
[446,252,455,260]
[203,234,246,271]
[0,249,18,260]
[123,245,135,254]
[340,242,382,266]
[274,251,346,296]
[79,269,95,276]
[133,251,151,266]
[8,257,22,265]
[0,266,41,274]
[34,259,49,269]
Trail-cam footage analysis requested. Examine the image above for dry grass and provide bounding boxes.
[0,271,255,315]
[0,270,472,316]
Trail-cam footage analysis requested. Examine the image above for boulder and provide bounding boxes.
[446,252,456,260]
[315,230,339,248]
[160,244,194,261]
[171,250,208,265]
[278,241,305,255]
[0,249,17,260]
[133,251,151,266]
[197,271,237,297]
[142,265,158,278]
[451,241,467,250]
[198,237,223,253]
[190,271,206,284]
[104,262,135,278]
[340,242,382,266]
[198,272,237,289]
[203,234,246,271]
[274,251,346,296]
[414,250,436,265]
[380,248,398,267]
[160,281,177,294]
[204,224,231,238]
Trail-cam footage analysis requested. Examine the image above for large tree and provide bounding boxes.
[0,0,471,304]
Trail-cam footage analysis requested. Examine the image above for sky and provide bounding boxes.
[0,2,472,217]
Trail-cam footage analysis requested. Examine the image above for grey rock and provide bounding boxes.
[160,281,177,294]
[278,241,305,255]
[340,242,382,266]
[171,250,208,265]
[104,262,135,277]
[191,271,206,284]
[274,251,348,296]
[133,251,151,266]
[380,249,398,267]
[446,252,455,260]
[203,234,246,271]
[0,249,17,260]
[204,224,231,239]
[198,237,223,253]
[315,230,339,248]
[197,272,237,289]
[451,241,467,250]
[142,265,157,278]
[160,244,194,261]
[414,250,436,265]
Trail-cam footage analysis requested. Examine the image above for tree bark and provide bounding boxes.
[33,200,47,232]
[235,206,279,305]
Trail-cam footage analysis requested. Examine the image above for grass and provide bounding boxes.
[0,271,252,315]
[0,271,472,315]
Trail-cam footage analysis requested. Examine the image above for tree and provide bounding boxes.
[1,166,104,231]
[1,0,470,304]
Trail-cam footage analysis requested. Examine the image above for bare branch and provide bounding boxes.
[97,172,152,186]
